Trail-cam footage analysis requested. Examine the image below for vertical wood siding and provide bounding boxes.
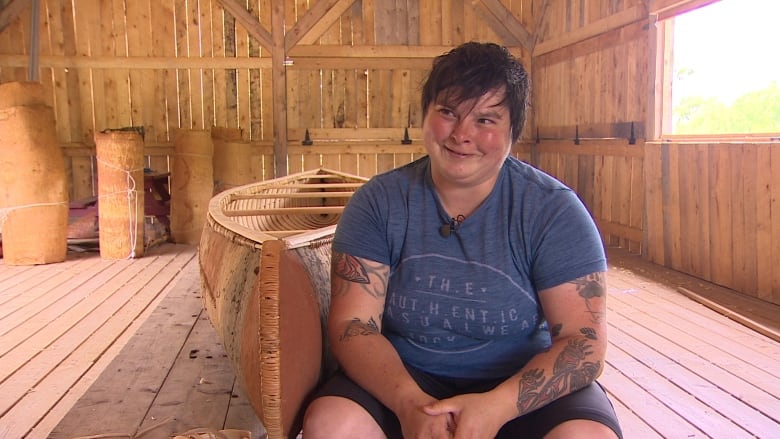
[533,0,647,141]
[0,0,533,193]
[643,142,780,305]
[1,0,779,305]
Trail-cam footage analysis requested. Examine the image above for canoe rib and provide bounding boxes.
[199,168,368,439]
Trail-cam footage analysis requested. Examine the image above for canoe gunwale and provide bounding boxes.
[206,167,368,246]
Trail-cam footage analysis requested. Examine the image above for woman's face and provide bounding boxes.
[422,87,513,190]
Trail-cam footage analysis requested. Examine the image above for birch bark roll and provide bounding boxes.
[212,127,251,193]
[170,129,214,244]
[0,81,68,265]
[94,129,145,259]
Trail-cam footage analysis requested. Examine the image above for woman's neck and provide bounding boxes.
[434,178,496,219]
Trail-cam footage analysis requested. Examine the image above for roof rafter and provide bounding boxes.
[532,0,549,49]
[0,0,29,34]
[215,0,273,51]
[533,4,647,56]
[649,0,720,20]
[285,0,357,51]
[475,0,534,50]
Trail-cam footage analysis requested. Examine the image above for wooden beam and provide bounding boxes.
[28,0,40,81]
[596,219,644,244]
[0,0,28,34]
[473,3,526,49]
[284,0,357,50]
[0,54,271,69]
[649,0,720,19]
[533,5,647,56]
[287,127,423,141]
[530,139,645,159]
[271,1,288,177]
[286,57,432,70]
[58,141,428,158]
[532,0,550,48]
[289,44,522,64]
[647,14,665,141]
[215,0,273,51]
[289,44,450,58]
[475,0,534,50]
[0,51,437,71]
[677,287,780,343]
[285,44,448,68]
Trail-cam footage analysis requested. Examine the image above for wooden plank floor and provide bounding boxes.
[1,244,778,438]
[602,250,780,438]
[46,247,264,439]
[0,243,264,439]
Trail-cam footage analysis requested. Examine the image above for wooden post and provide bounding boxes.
[272,1,288,177]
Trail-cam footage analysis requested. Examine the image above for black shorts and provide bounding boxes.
[312,364,623,439]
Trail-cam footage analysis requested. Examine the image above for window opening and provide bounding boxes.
[664,0,780,137]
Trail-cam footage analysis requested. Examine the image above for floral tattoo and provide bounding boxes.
[516,330,601,415]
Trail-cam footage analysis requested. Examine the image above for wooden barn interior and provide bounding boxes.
[0,0,778,438]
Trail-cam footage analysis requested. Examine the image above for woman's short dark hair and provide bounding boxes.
[421,41,530,144]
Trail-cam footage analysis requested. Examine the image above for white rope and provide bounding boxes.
[95,156,145,259]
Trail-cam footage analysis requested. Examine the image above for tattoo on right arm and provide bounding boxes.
[340,316,380,342]
[331,252,387,298]
[333,252,370,283]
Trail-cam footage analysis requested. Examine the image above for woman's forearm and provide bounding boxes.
[490,331,607,420]
[329,316,435,413]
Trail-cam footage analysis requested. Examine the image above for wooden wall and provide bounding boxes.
[0,0,534,199]
[530,0,650,257]
[533,0,647,141]
[644,141,780,305]
[1,0,779,305]
[528,0,780,305]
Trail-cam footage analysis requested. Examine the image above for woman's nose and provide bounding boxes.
[450,119,471,144]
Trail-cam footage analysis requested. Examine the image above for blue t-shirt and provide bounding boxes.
[333,156,606,380]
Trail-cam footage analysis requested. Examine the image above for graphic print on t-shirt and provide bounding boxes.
[385,253,540,356]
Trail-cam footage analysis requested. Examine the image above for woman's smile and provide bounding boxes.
[441,144,475,158]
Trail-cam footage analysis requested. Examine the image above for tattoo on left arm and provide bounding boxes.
[571,273,606,323]
[516,329,601,415]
